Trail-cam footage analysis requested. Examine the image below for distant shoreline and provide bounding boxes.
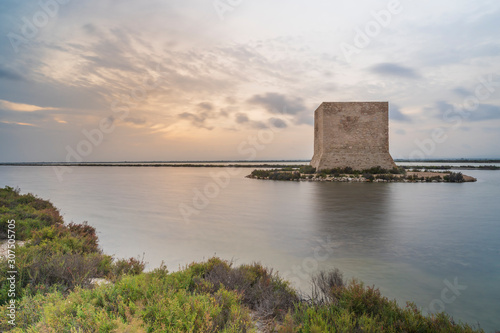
[0,160,499,170]
[0,162,307,168]
[0,162,500,171]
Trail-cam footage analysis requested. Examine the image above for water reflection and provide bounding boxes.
[311,182,395,259]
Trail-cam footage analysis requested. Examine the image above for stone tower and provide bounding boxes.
[310,102,396,171]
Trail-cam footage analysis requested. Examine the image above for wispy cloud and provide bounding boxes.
[369,63,420,79]
[452,87,471,97]
[389,105,412,123]
[0,99,59,112]
[433,101,500,122]
[248,92,307,115]
[0,67,23,81]
[0,121,37,127]
[234,113,249,124]
[468,104,500,122]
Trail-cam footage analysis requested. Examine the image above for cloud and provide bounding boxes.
[293,112,314,126]
[198,102,213,111]
[178,112,210,129]
[250,121,268,129]
[408,8,500,67]
[432,101,454,114]
[247,92,314,126]
[248,92,307,115]
[105,115,116,126]
[82,23,97,35]
[433,101,500,122]
[178,102,223,130]
[453,87,472,97]
[468,104,500,122]
[0,108,49,124]
[0,67,23,81]
[235,113,249,124]
[124,117,146,125]
[389,105,412,123]
[269,117,287,128]
[369,63,420,79]
[177,102,232,129]
[395,129,406,135]
[0,99,58,112]
[482,126,500,133]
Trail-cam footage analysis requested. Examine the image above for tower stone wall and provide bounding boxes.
[310,102,396,171]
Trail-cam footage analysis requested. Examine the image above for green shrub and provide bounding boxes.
[362,166,388,174]
[310,269,344,305]
[375,174,400,181]
[250,169,272,178]
[280,273,484,333]
[363,173,375,181]
[444,172,464,183]
[268,171,301,181]
[109,256,146,281]
[390,166,406,174]
[250,169,302,180]
[0,187,63,239]
[299,165,316,174]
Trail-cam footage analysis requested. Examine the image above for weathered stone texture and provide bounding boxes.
[310,102,396,171]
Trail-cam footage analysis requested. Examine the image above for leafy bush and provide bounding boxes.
[109,256,146,281]
[1,258,255,332]
[425,176,442,182]
[310,269,344,305]
[375,174,400,181]
[363,173,375,182]
[318,167,358,175]
[193,260,299,321]
[390,166,406,174]
[250,169,272,178]
[444,172,464,183]
[269,171,300,181]
[299,165,316,174]
[251,169,301,181]
[280,272,484,333]
[362,166,389,174]
[0,187,63,239]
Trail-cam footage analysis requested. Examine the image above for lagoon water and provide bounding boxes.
[1,164,499,332]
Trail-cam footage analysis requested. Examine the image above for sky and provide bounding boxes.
[0,0,499,162]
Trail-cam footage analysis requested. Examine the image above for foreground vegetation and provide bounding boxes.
[0,187,487,332]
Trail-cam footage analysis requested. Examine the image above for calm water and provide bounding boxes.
[1,165,499,332]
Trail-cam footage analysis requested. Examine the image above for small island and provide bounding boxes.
[247,166,477,183]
